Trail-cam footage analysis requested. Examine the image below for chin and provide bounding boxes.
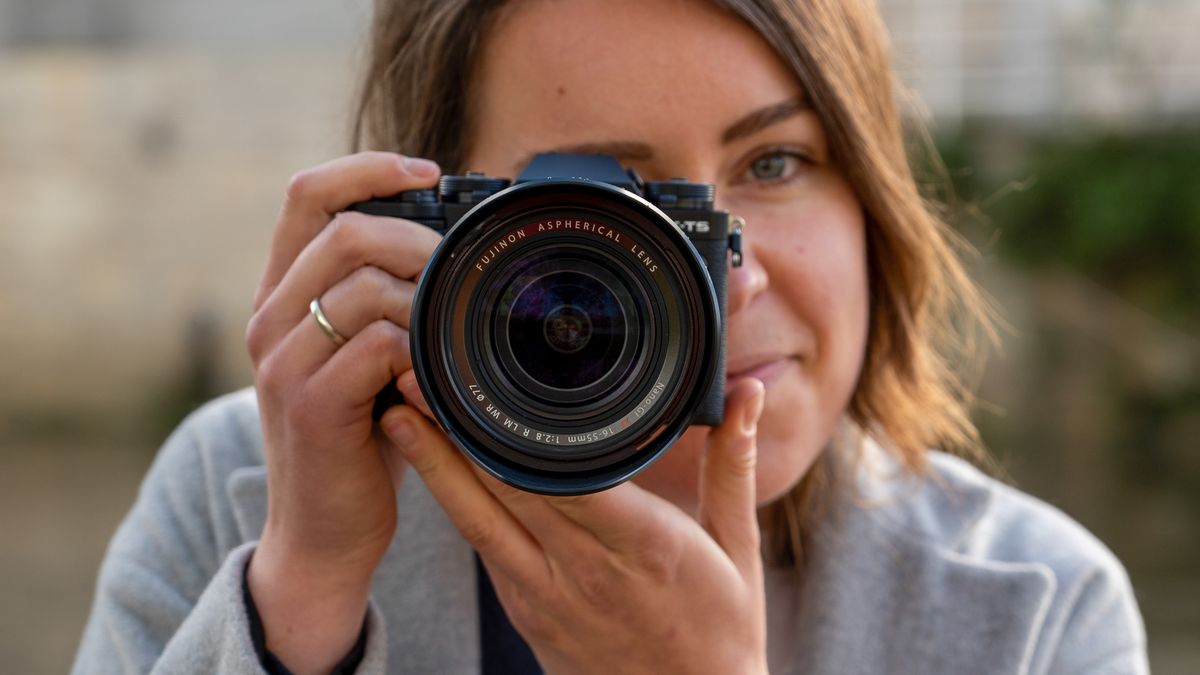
[751,373,839,508]
[753,422,819,506]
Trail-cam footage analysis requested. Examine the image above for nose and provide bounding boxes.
[725,218,768,316]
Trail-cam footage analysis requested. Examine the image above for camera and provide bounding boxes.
[351,153,743,495]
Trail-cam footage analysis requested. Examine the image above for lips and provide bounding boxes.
[725,355,794,384]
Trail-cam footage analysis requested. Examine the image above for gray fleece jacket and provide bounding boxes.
[72,388,1149,674]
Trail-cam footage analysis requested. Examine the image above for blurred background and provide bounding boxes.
[1,0,1196,672]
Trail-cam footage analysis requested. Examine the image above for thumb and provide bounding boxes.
[698,377,766,574]
[378,405,422,486]
[396,370,436,421]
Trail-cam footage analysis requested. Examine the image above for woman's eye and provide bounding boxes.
[742,150,808,184]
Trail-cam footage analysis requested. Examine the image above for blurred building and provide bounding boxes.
[3,0,1198,428]
[0,0,370,429]
[883,0,1200,128]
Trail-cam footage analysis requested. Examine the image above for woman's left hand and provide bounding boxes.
[380,374,769,675]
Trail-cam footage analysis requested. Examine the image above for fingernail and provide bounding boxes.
[403,157,439,177]
[741,380,766,435]
[387,416,416,448]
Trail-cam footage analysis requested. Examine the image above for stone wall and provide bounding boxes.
[1,47,360,427]
[883,0,1200,127]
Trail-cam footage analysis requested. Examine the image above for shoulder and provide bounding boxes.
[846,447,1148,674]
[76,390,277,672]
[886,450,1124,577]
[155,386,265,475]
[136,387,266,512]
[107,388,266,579]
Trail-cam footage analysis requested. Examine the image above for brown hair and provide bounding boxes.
[352,0,995,567]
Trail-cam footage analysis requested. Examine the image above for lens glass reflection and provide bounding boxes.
[503,268,629,391]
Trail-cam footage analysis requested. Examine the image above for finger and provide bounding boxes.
[373,422,409,490]
[247,211,441,361]
[697,377,765,574]
[255,152,440,311]
[468,462,596,558]
[279,266,416,375]
[381,406,549,589]
[397,371,434,419]
[304,320,414,421]
[543,480,687,555]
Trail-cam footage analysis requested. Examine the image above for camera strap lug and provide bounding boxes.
[729,215,745,267]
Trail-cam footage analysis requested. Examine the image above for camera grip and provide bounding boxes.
[688,236,729,427]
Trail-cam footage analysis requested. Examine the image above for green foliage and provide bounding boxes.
[943,130,1200,326]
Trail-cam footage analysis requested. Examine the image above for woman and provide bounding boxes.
[73,0,1148,673]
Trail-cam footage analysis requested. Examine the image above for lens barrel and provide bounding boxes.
[410,179,721,494]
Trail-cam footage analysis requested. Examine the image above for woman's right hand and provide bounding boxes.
[243,152,442,674]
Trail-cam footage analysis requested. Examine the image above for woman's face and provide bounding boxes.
[465,0,869,512]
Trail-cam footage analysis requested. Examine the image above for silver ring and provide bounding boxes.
[309,297,347,347]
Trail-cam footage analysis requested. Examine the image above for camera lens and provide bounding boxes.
[488,250,645,407]
[502,262,628,390]
[410,180,720,494]
[542,303,592,356]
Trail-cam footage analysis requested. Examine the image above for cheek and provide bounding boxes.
[762,177,869,386]
[746,176,869,496]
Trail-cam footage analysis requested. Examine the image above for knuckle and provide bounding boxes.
[384,153,408,177]
[457,516,499,552]
[284,168,318,204]
[254,349,286,393]
[253,352,289,411]
[326,211,371,255]
[244,312,269,364]
[360,320,407,354]
[363,150,405,169]
[354,321,411,375]
[571,560,621,613]
[348,265,390,303]
[725,437,758,477]
[631,539,681,583]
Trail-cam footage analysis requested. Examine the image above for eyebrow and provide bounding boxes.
[515,97,809,172]
[720,96,809,144]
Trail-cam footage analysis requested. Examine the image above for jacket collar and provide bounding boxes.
[769,442,1056,674]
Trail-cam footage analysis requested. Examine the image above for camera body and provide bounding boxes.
[351,153,742,494]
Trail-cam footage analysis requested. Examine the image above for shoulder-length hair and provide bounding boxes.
[351,0,995,567]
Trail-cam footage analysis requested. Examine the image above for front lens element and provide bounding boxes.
[493,252,642,403]
[509,270,622,388]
